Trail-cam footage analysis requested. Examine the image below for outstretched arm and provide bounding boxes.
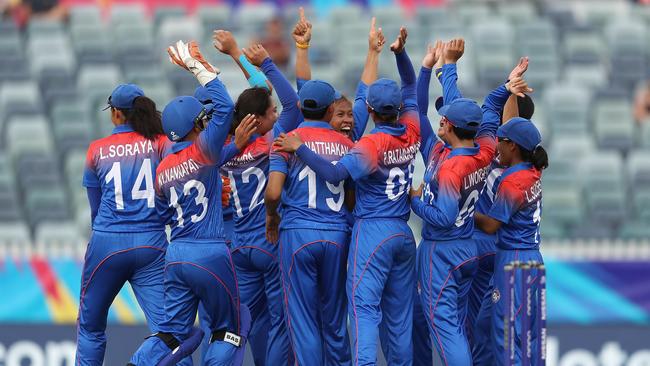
[244,45,302,136]
[293,7,312,87]
[417,41,443,157]
[391,27,417,113]
[439,38,465,105]
[353,17,385,141]
[213,30,271,90]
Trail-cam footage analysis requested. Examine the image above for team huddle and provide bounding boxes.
[76,8,547,366]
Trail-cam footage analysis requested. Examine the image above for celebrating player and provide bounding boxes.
[219,43,300,365]
[474,117,548,366]
[265,79,355,365]
[77,84,172,365]
[469,58,536,365]
[410,38,532,365]
[129,40,249,365]
[274,26,420,366]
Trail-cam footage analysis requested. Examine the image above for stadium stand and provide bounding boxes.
[0,0,648,251]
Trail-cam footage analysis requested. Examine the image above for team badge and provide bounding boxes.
[492,289,500,303]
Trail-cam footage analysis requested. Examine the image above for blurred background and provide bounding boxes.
[0,0,649,365]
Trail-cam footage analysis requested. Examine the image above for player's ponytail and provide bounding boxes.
[122,96,164,140]
[520,144,549,171]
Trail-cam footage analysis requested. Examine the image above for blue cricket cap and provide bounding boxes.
[162,96,205,142]
[497,117,542,151]
[367,78,401,115]
[103,84,144,110]
[299,80,340,112]
[193,86,214,113]
[437,98,482,132]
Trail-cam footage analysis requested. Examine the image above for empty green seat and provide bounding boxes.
[619,221,650,240]
[6,115,53,160]
[69,5,102,26]
[0,222,30,246]
[593,100,635,151]
[158,18,202,52]
[544,84,591,135]
[110,4,148,29]
[541,186,583,226]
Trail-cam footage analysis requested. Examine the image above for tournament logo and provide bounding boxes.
[492,289,501,303]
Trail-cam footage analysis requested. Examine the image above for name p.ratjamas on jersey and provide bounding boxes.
[99,141,155,160]
[383,142,420,166]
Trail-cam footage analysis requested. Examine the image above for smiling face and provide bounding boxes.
[329,98,354,138]
[256,97,278,135]
[497,137,516,167]
[437,116,454,142]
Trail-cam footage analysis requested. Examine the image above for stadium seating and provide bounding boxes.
[0,0,648,243]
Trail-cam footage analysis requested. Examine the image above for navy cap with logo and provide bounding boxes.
[299,80,340,112]
[103,84,144,111]
[366,78,401,115]
[437,98,483,132]
[162,96,206,142]
[497,117,542,151]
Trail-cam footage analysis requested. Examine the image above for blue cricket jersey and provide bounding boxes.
[154,78,233,241]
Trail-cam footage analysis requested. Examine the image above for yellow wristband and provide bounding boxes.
[296,42,310,49]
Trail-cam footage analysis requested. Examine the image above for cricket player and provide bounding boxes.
[474,117,548,366]
[77,83,172,366]
[129,40,249,365]
[266,79,355,365]
[411,38,532,366]
[220,44,300,365]
[274,27,420,366]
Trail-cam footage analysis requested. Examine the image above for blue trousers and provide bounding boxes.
[130,240,244,365]
[75,230,167,366]
[231,227,291,365]
[492,249,544,366]
[417,239,478,366]
[279,227,351,366]
[469,232,497,365]
[348,218,416,366]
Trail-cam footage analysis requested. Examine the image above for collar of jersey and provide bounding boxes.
[448,144,480,158]
[299,120,333,129]
[112,124,134,134]
[500,162,533,181]
[371,122,405,136]
[171,141,193,153]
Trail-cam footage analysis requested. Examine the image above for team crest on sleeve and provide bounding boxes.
[492,289,501,303]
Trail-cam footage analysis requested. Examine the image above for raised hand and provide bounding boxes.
[213,30,239,56]
[368,17,385,53]
[167,40,219,86]
[221,176,232,208]
[234,114,259,150]
[242,44,271,67]
[390,26,408,54]
[292,7,312,45]
[273,132,304,153]
[506,76,534,98]
[422,40,442,69]
[508,57,529,81]
[443,38,465,64]
[433,40,445,69]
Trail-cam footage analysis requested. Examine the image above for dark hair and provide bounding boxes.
[519,144,549,170]
[232,87,273,133]
[452,126,477,140]
[301,106,328,120]
[373,112,398,123]
[118,96,163,140]
[517,95,535,120]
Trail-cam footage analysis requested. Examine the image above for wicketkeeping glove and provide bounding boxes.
[167,40,220,87]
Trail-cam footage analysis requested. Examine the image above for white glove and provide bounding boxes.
[168,40,220,87]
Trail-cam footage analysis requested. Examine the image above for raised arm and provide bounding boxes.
[293,7,312,87]
[353,17,385,140]
[213,30,271,90]
[390,27,417,113]
[439,39,465,105]
[417,41,443,156]
[244,45,302,136]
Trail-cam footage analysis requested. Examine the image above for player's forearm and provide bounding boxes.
[295,145,350,183]
[261,58,298,109]
[440,64,463,105]
[478,85,510,138]
[417,67,432,115]
[352,82,370,141]
[396,50,417,109]
[502,94,519,123]
[361,50,379,85]
[202,79,235,157]
[475,212,501,234]
[411,197,457,228]
[295,47,311,81]
[218,142,240,167]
